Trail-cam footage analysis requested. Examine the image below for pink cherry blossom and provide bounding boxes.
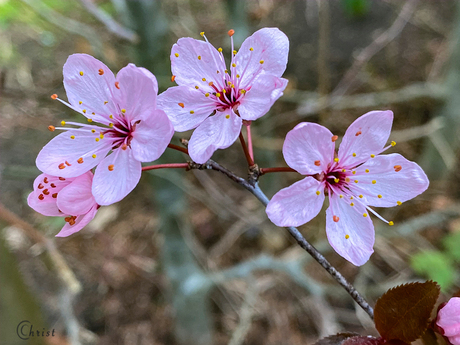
[36,54,174,205]
[436,297,460,345]
[157,28,289,163]
[266,110,429,266]
[27,172,99,237]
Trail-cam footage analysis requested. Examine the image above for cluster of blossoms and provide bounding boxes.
[29,27,429,267]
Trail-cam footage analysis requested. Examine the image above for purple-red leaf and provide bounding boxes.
[342,336,381,345]
[374,281,440,343]
[314,333,361,345]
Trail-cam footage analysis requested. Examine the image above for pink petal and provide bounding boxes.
[235,27,289,88]
[27,174,75,216]
[171,38,225,92]
[282,122,335,175]
[266,177,325,227]
[338,110,393,167]
[437,297,460,341]
[92,148,142,205]
[352,153,429,207]
[55,205,98,237]
[325,194,374,266]
[238,75,288,121]
[36,130,110,177]
[130,109,174,162]
[63,54,118,120]
[188,110,242,164]
[157,86,216,131]
[114,63,159,122]
[57,172,96,215]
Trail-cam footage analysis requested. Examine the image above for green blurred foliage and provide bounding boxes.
[443,231,460,261]
[341,0,370,18]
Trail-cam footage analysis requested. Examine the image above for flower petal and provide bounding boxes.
[171,37,225,92]
[338,110,393,167]
[188,110,242,164]
[157,86,216,131]
[283,122,335,175]
[266,177,325,227]
[437,297,460,339]
[130,109,174,162]
[325,194,374,266]
[57,172,96,215]
[92,148,141,205]
[63,54,118,120]
[238,75,288,121]
[235,27,289,88]
[114,63,159,122]
[353,153,429,207]
[36,130,110,177]
[55,205,98,237]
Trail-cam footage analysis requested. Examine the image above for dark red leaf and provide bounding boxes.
[421,328,439,345]
[314,333,361,345]
[374,281,440,343]
[342,336,381,345]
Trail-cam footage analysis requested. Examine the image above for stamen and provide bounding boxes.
[108,164,114,171]
[355,131,362,136]
[389,221,394,226]
[394,165,402,172]
[365,169,369,173]
[363,213,368,217]
[316,191,321,195]
[65,161,71,166]
[70,135,75,139]
[171,75,176,82]
[397,201,402,206]
[333,216,339,222]
[198,55,202,60]
[51,94,58,100]
[331,135,338,142]
[259,60,264,64]
[48,125,55,132]
[92,154,97,158]
[352,153,356,157]
[372,180,376,184]
[391,141,396,146]
[43,189,49,195]
[59,177,65,181]
[249,47,253,51]
[121,109,126,114]
[121,144,128,150]
[38,194,44,200]
[175,53,179,57]
[38,183,44,189]
[195,86,199,89]
[52,193,58,198]
[228,29,235,36]
[314,160,321,166]
[225,114,230,119]
[378,194,382,198]
[77,158,84,164]
[370,154,375,158]
[115,82,120,89]
[200,31,205,37]
[61,121,66,126]
[190,110,195,114]
[334,178,339,183]
[334,158,339,162]
[350,203,354,206]
[79,71,84,76]
[59,163,66,169]
[98,68,104,75]
[178,103,185,108]
[345,234,350,239]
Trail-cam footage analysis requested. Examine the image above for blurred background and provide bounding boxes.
[1,0,460,344]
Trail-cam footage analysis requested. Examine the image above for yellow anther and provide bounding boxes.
[92,154,97,158]
[216,92,221,97]
[350,196,354,200]
[240,89,246,94]
[389,221,394,226]
[109,123,113,127]
[342,169,346,172]
[121,109,126,114]
[350,202,355,206]
[79,71,84,76]
[200,31,204,36]
[352,153,356,157]
[104,101,108,104]
[109,115,113,119]
[259,60,264,64]
[334,178,339,183]
[249,47,254,51]
[202,78,206,81]
[339,195,343,198]
[345,234,350,239]
[397,201,402,206]
[359,195,363,198]
[198,56,202,60]
[391,141,396,146]
[225,69,228,74]
[222,89,227,94]
[70,135,75,139]
[175,53,179,57]
[79,101,82,105]
[91,129,96,133]
[225,114,230,119]
[61,121,66,126]
[372,180,376,184]
[378,194,382,198]
[205,93,210,97]
[352,171,356,174]
[233,50,237,55]
[363,213,368,217]
[195,85,199,89]
[354,180,359,183]
[365,169,369,173]
[82,109,87,114]
[345,177,350,182]
[190,110,195,114]
[231,63,236,68]
[100,133,104,139]
[218,47,223,52]
[95,138,100,142]
[236,74,240,78]
[334,158,339,162]
[87,118,92,122]
[316,191,320,195]
[370,154,375,158]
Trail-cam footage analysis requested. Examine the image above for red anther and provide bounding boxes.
[48,125,55,132]
[178,102,185,108]
[43,189,50,195]
[52,193,58,198]
[51,94,58,100]
[69,219,76,226]
[98,68,104,75]
[50,183,56,188]
[44,177,49,184]
[331,135,338,142]
[314,160,321,166]
[115,81,120,89]
[394,165,402,172]
[38,194,44,200]
[77,157,84,164]
[108,164,114,171]
[64,216,71,222]
[333,216,339,222]
[65,160,71,166]
[38,183,44,189]
[59,177,66,181]
[121,144,128,150]
[171,75,176,82]
[228,29,235,37]
[355,131,362,136]
[58,163,66,170]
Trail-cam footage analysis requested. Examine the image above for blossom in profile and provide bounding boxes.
[28,172,99,237]
[436,297,460,345]
[266,111,429,266]
[157,28,289,163]
[37,54,174,205]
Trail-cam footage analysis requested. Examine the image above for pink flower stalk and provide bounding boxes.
[36,54,174,205]
[266,111,429,266]
[436,297,460,345]
[157,28,289,163]
[28,172,99,237]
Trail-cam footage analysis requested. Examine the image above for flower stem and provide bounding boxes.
[245,123,254,162]
[142,163,189,171]
[168,143,189,155]
[239,132,255,167]
[259,167,297,175]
